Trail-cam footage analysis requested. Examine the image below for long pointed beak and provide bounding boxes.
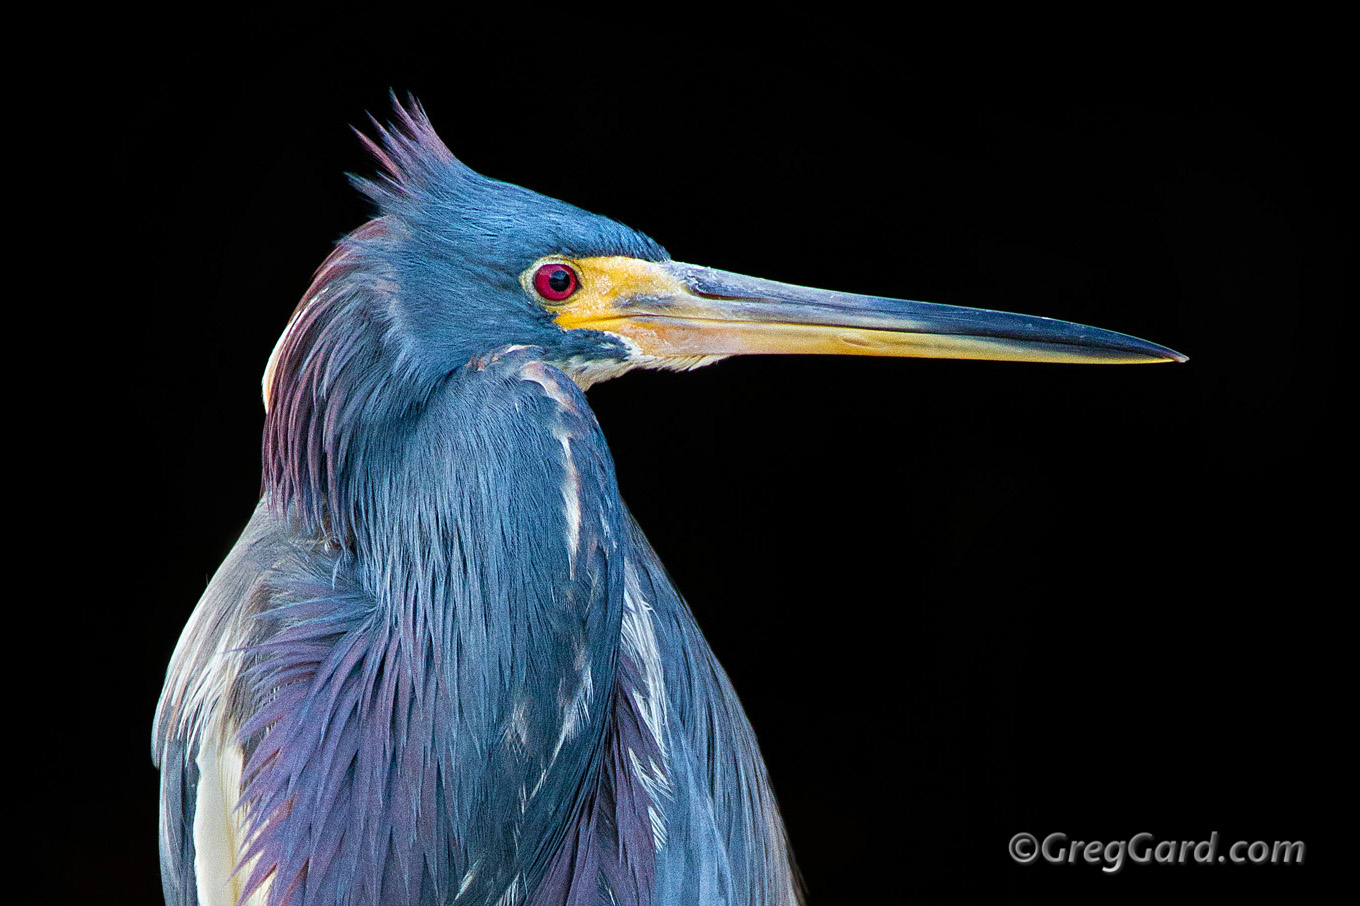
[552,258,1186,365]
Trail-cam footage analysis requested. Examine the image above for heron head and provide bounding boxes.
[264,97,1183,415]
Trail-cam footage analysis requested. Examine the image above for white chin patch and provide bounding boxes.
[559,336,730,391]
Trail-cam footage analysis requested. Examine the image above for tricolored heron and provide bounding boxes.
[154,98,1184,906]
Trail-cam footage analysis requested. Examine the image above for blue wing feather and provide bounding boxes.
[622,517,804,906]
[155,350,799,905]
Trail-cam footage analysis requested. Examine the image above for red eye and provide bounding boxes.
[534,263,579,302]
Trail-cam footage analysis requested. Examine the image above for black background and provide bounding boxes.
[60,7,1343,905]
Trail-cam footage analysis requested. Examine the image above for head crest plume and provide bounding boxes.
[349,93,462,209]
[342,92,665,265]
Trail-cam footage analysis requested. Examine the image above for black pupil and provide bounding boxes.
[547,268,572,293]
